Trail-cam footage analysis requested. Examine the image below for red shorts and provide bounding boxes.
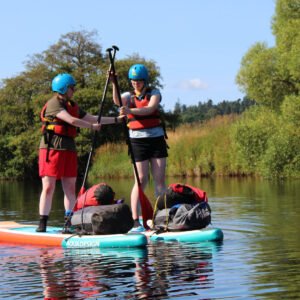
[39,149,77,179]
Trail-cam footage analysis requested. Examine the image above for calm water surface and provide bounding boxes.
[0,178,299,299]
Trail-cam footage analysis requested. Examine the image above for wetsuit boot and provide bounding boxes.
[36,215,48,232]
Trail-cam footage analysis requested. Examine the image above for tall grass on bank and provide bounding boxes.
[89,143,132,180]
[90,115,241,180]
[89,108,300,179]
[167,115,241,177]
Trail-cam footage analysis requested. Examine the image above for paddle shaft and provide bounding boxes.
[64,46,119,232]
[107,51,142,187]
[108,51,153,228]
[80,46,119,193]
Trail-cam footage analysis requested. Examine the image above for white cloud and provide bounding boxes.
[177,78,208,90]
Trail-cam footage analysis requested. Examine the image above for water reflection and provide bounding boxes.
[38,247,149,299]
[0,241,221,299]
[1,178,300,299]
[39,243,221,299]
[145,241,223,299]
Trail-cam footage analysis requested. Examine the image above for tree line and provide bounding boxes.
[166,98,255,127]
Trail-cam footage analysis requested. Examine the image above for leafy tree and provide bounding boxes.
[236,0,299,109]
[273,0,300,91]
[281,94,300,127]
[232,107,278,174]
[261,124,300,178]
[0,30,162,179]
[234,0,300,178]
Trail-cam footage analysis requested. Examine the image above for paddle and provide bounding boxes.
[107,50,154,229]
[78,46,119,197]
[62,47,119,233]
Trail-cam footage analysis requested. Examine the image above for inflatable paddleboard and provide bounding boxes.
[137,217,223,243]
[144,227,224,243]
[0,221,147,249]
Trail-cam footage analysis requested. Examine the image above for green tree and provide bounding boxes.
[236,43,286,109]
[273,0,300,92]
[0,30,162,179]
[236,0,299,108]
[233,0,300,178]
[232,107,278,174]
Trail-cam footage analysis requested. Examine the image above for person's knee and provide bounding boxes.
[43,183,55,195]
[138,174,148,187]
[62,178,76,193]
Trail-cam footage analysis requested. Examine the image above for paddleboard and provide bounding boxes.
[138,217,224,243]
[144,227,224,243]
[0,221,147,249]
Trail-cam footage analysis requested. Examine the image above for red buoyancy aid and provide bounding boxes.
[41,100,79,138]
[168,183,208,202]
[127,89,161,130]
[74,183,115,211]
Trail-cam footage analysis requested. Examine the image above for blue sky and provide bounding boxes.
[1,0,276,111]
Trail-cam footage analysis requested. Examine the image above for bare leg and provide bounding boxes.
[131,160,149,221]
[151,157,167,198]
[37,176,56,232]
[61,177,77,211]
[39,176,56,215]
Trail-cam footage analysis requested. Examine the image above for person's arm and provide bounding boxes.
[120,93,161,116]
[82,113,124,125]
[56,110,101,131]
[112,82,122,106]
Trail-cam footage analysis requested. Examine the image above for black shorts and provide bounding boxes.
[130,136,168,162]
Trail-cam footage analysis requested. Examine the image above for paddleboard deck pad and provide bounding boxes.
[0,222,147,248]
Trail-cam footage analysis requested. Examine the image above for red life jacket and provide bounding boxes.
[168,183,208,202]
[74,183,115,211]
[127,88,161,130]
[41,99,79,138]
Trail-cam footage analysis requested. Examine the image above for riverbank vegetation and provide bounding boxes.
[90,102,299,181]
[0,0,299,180]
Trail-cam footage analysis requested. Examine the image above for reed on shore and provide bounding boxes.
[89,115,243,180]
[90,106,300,181]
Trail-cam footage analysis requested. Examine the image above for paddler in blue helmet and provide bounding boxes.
[37,73,120,233]
[110,64,168,232]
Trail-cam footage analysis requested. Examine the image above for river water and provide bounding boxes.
[0,178,299,299]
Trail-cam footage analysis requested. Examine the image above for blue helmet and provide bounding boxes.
[128,64,149,81]
[52,73,76,94]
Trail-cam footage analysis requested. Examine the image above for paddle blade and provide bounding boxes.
[138,188,153,229]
